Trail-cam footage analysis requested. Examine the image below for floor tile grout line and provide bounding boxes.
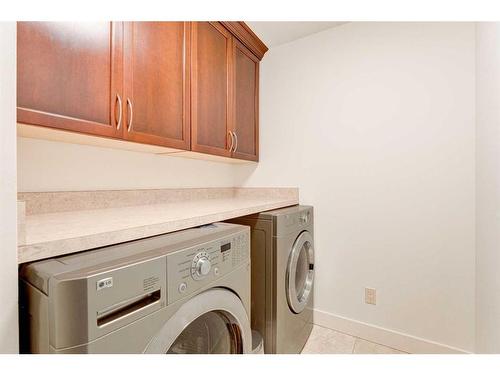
[312,323,407,354]
[354,336,408,354]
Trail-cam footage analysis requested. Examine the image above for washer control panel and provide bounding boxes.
[166,227,249,304]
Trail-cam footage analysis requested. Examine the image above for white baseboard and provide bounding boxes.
[313,309,471,354]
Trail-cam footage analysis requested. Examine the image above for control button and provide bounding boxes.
[214,267,220,276]
[178,282,187,293]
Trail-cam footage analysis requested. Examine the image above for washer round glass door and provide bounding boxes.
[167,310,241,354]
[286,231,314,314]
[144,288,251,354]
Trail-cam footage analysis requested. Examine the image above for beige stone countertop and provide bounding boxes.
[18,189,298,263]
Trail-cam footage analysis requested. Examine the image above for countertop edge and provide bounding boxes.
[18,198,298,264]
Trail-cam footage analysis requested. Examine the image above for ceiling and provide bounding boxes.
[246,22,347,48]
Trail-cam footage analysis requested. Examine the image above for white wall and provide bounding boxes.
[17,138,240,192]
[0,22,19,353]
[475,22,500,354]
[236,22,476,351]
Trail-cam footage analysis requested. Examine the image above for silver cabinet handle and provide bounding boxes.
[233,131,238,153]
[115,94,123,130]
[126,98,133,132]
[228,131,234,151]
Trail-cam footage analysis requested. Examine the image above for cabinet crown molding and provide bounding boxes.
[221,22,268,60]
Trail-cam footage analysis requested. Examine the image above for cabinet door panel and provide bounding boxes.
[17,22,122,137]
[191,22,232,157]
[123,22,190,149]
[232,40,259,161]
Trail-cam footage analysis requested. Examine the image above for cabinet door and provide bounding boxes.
[232,40,259,161]
[122,22,190,149]
[191,22,233,157]
[17,22,123,138]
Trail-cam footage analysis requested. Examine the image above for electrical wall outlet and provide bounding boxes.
[365,288,377,305]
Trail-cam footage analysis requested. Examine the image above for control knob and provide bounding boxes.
[191,251,211,280]
[195,257,211,277]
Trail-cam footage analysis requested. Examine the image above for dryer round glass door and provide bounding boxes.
[144,288,252,354]
[286,231,314,314]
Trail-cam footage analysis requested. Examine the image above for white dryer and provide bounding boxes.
[19,223,251,354]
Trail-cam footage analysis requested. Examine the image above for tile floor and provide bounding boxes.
[301,325,407,354]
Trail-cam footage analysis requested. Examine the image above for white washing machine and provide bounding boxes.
[19,223,252,354]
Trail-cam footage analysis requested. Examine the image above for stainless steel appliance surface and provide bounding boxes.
[19,222,251,354]
[227,205,314,354]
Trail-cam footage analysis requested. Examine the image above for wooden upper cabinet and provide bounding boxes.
[232,40,259,161]
[122,22,190,149]
[17,21,267,161]
[17,22,123,138]
[191,22,233,158]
